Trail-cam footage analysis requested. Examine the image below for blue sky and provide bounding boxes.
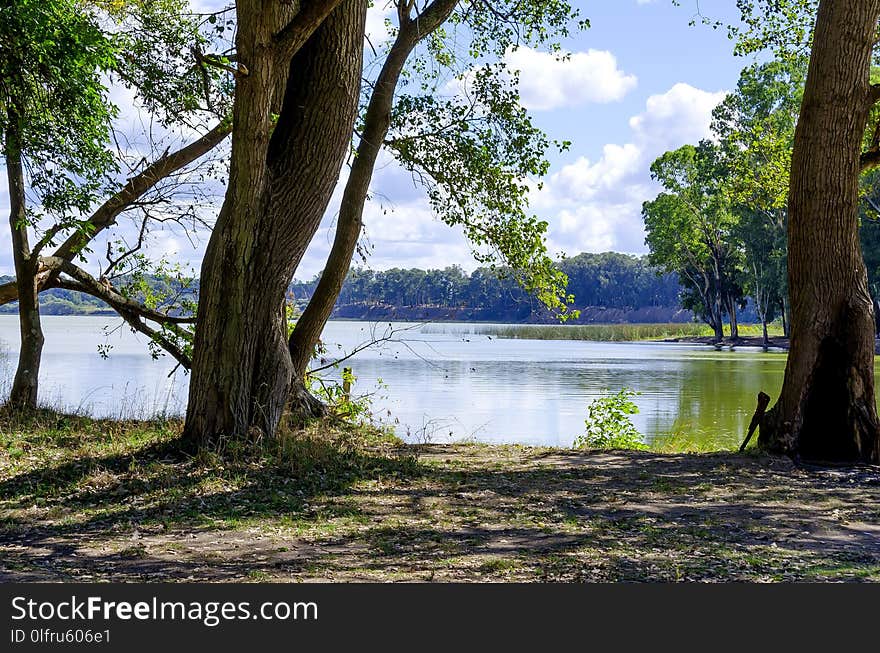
[0,0,757,281]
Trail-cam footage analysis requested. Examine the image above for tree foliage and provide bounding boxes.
[378,0,587,317]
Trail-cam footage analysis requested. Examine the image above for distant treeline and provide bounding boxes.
[290,252,699,323]
[0,275,194,316]
[0,252,730,323]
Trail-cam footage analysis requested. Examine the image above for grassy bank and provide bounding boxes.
[476,322,786,342]
[2,411,880,582]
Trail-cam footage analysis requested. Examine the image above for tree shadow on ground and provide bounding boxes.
[2,443,880,582]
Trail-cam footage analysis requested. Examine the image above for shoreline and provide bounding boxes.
[664,335,880,355]
[660,335,791,350]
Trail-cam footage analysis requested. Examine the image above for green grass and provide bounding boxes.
[475,322,786,342]
[3,409,880,582]
[0,407,415,535]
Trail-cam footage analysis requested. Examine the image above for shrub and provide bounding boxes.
[573,388,647,450]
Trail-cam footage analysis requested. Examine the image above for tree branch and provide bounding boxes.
[58,277,193,370]
[41,257,196,325]
[38,118,232,261]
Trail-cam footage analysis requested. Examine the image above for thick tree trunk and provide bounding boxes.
[762,319,769,348]
[288,18,421,377]
[183,0,365,448]
[4,125,44,410]
[286,0,457,422]
[759,0,880,463]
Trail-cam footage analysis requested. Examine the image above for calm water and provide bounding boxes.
[0,315,801,448]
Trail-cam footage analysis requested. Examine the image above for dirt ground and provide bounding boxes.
[3,443,880,582]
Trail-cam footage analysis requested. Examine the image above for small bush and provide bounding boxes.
[573,389,647,450]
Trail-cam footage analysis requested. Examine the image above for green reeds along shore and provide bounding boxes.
[474,322,785,342]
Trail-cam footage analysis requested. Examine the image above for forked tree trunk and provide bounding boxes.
[287,1,457,382]
[759,0,880,462]
[4,124,43,410]
[183,0,365,448]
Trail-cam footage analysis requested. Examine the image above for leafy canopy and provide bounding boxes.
[377,0,587,318]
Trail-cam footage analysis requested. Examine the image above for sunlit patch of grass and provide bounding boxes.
[650,427,740,453]
[478,557,521,574]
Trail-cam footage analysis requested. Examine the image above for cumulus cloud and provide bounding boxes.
[629,83,727,152]
[505,47,638,111]
[532,83,727,257]
[298,82,728,279]
[296,152,476,280]
[365,1,396,47]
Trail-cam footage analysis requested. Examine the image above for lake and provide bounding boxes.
[0,315,798,449]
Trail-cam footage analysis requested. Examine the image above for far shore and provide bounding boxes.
[661,335,790,350]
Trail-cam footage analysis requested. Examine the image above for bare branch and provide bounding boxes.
[41,256,196,325]
[37,118,232,261]
[58,278,193,370]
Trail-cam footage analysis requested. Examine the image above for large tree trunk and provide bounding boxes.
[4,123,43,410]
[183,0,365,448]
[759,0,880,463]
[287,1,457,423]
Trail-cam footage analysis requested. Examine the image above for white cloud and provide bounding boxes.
[365,1,395,47]
[532,83,727,257]
[298,82,728,279]
[629,82,727,152]
[296,152,476,280]
[505,47,637,111]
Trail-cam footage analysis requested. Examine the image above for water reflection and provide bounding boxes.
[0,316,815,448]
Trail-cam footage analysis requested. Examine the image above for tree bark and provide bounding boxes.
[727,295,739,340]
[4,119,44,410]
[287,1,457,380]
[759,0,880,463]
[183,0,366,448]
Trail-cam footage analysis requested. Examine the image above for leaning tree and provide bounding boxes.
[0,0,233,409]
